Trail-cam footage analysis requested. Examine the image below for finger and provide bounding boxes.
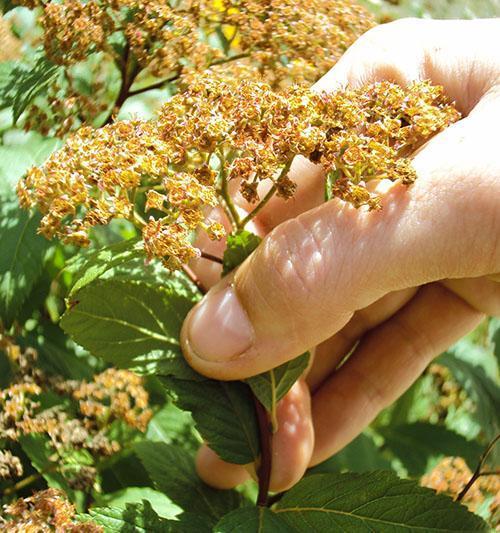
[195,380,314,492]
[196,444,250,490]
[314,18,500,115]
[310,282,484,465]
[267,380,314,492]
[440,277,500,317]
[182,101,500,380]
[306,288,417,391]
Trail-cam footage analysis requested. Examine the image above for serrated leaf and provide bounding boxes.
[379,423,483,476]
[246,352,309,422]
[60,279,200,379]
[274,471,488,532]
[83,501,172,532]
[146,403,199,451]
[161,376,260,465]
[92,487,182,519]
[0,192,51,324]
[215,507,290,533]
[134,441,240,524]
[222,230,261,275]
[309,432,392,475]
[67,238,143,297]
[0,54,60,122]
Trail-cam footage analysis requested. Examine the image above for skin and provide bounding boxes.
[181,18,500,491]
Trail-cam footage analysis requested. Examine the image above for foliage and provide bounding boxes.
[0,0,498,531]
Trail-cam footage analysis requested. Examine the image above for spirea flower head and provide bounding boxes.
[206,0,374,87]
[19,77,459,269]
[2,488,103,532]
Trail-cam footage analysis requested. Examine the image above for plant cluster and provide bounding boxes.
[1,488,102,531]
[18,77,458,268]
[4,0,373,138]
[0,334,152,492]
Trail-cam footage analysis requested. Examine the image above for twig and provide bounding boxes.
[127,52,250,99]
[253,395,272,507]
[182,264,207,295]
[456,433,500,502]
[238,160,292,229]
[102,44,140,126]
[200,251,224,264]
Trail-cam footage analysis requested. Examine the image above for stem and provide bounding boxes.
[253,395,272,507]
[219,154,241,229]
[239,183,276,229]
[456,433,500,502]
[200,251,223,264]
[127,53,250,99]
[2,462,58,497]
[102,44,140,126]
[238,160,292,229]
[182,264,207,295]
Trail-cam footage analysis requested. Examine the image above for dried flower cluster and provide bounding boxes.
[421,457,500,517]
[427,363,472,423]
[0,450,23,480]
[210,0,374,87]
[1,488,102,532]
[0,336,151,488]
[15,0,372,82]
[19,77,459,268]
[24,79,109,139]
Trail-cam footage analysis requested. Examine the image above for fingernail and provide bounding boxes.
[187,285,253,362]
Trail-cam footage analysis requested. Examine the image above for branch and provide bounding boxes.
[102,44,140,126]
[200,251,224,264]
[238,160,292,229]
[456,433,500,502]
[182,264,207,295]
[253,395,272,507]
[128,53,250,99]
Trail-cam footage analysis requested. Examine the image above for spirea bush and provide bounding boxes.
[0,0,499,531]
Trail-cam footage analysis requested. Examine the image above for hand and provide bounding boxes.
[181,18,500,491]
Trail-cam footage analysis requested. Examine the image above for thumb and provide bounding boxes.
[181,99,500,381]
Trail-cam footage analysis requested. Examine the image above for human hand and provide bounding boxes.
[181,18,500,491]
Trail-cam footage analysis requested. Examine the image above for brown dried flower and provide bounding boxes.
[0,450,23,480]
[1,488,102,532]
[19,77,458,268]
[421,456,500,515]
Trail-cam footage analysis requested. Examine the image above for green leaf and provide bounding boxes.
[146,403,199,451]
[83,502,173,532]
[222,230,261,275]
[92,487,182,519]
[438,352,500,441]
[488,317,500,366]
[379,423,483,476]
[161,376,260,465]
[27,323,95,380]
[0,192,51,324]
[60,279,199,379]
[134,441,240,524]
[309,432,392,475]
[67,238,144,298]
[246,352,309,421]
[0,54,60,122]
[215,507,290,533]
[0,131,61,193]
[274,472,488,532]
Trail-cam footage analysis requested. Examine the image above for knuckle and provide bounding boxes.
[265,219,329,305]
